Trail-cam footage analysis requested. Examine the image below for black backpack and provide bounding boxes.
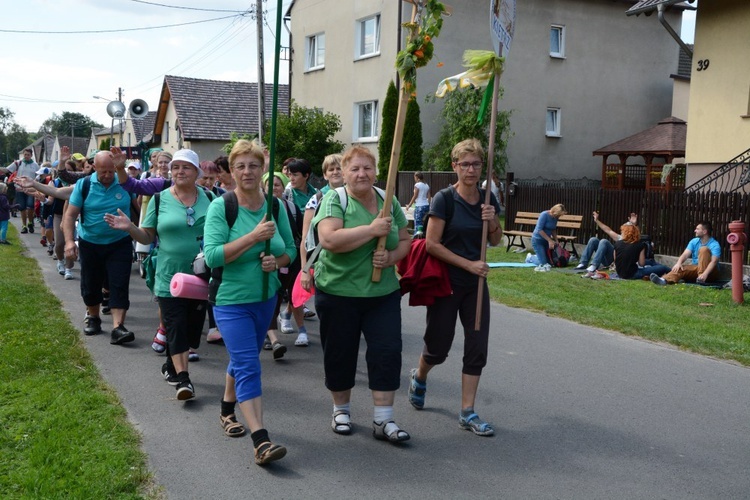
[416,185,486,240]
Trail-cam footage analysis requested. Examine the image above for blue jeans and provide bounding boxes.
[0,220,7,241]
[531,237,550,265]
[413,204,429,232]
[630,264,671,280]
[580,237,614,268]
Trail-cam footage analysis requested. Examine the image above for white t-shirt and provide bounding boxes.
[6,160,39,179]
[414,181,430,207]
[481,179,500,200]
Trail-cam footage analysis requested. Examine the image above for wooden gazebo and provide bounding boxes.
[593,116,687,191]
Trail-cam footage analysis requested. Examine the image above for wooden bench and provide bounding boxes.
[504,211,583,259]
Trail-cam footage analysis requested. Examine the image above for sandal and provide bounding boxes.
[254,441,287,465]
[263,337,273,351]
[407,368,426,410]
[151,327,167,354]
[272,341,287,360]
[331,410,352,435]
[372,420,410,442]
[458,412,495,437]
[188,349,199,362]
[219,413,246,438]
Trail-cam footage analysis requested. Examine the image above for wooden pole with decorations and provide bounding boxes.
[372,0,447,282]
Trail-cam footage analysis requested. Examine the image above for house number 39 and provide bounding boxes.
[697,59,710,71]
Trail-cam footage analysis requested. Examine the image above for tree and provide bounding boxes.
[261,102,344,177]
[399,97,423,171]
[0,108,30,166]
[39,111,103,140]
[99,138,111,151]
[424,86,512,173]
[377,80,399,179]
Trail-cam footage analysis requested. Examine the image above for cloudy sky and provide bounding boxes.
[1,0,695,133]
[0,0,292,132]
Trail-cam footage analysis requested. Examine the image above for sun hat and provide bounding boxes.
[71,153,86,161]
[169,149,203,178]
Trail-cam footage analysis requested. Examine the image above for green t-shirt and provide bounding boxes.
[203,196,297,305]
[312,188,406,297]
[288,183,317,211]
[142,189,212,298]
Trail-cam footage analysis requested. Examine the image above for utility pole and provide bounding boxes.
[118,87,124,147]
[256,0,265,146]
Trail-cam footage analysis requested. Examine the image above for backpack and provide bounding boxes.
[303,186,396,270]
[547,244,571,267]
[208,192,281,304]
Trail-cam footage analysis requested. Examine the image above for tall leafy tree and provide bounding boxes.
[425,86,512,173]
[39,111,103,139]
[377,80,399,179]
[399,97,423,171]
[0,108,30,165]
[261,101,344,176]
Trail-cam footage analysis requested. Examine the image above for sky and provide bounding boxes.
[0,0,292,133]
[1,0,695,134]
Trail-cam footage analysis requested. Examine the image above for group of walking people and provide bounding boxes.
[8,137,505,467]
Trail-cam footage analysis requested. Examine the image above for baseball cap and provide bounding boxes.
[169,149,203,178]
[36,166,51,176]
[127,162,140,170]
[71,153,86,161]
[52,160,59,168]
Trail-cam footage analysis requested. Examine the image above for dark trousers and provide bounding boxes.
[159,296,207,355]
[315,289,402,392]
[78,237,133,309]
[423,283,491,376]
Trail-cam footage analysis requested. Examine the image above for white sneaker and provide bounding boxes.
[534,264,550,272]
[543,264,552,271]
[279,311,295,334]
[64,269,73,280]
[525,253,534,264]
[574,263,586,270]
[586,265,596,273]
[57,261,65,275]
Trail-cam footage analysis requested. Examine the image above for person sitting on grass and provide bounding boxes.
[576,211,637,276]
[613,223,671,280]
[650,221,721,286]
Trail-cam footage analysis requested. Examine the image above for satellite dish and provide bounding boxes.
[106,101,126,118]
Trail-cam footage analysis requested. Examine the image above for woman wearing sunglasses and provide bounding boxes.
[105,149,211,402]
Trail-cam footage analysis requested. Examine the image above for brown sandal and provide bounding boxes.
[219,414,246,437]
[254,441,287,465]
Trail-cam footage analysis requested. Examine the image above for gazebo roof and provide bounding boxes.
[593,117,686,157]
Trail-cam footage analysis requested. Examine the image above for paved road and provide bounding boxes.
[13,217,750,499]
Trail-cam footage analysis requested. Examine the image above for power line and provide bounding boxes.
[129,0,249,13]
[0,93,93,104]
[0,13,246,34]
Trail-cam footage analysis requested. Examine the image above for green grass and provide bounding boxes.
[486,246,750,366]
[0,225,153,499]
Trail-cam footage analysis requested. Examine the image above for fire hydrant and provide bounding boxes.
[726,221,746,304]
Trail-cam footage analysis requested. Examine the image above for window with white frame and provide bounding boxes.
[355,101,378,141]
[546,108,561,137]
[550,25,565,58]
[306,33,325,70]
[356,14,380,59]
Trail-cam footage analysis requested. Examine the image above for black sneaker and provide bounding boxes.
[161,363,179,386]
[175,373,195,401]
[83,315,102,336]
[110,324,135,345]
[27,224,34,234]
[20,227,28,234]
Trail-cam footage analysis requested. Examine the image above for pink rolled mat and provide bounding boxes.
[170,273,209,300]
[291,268,315,308]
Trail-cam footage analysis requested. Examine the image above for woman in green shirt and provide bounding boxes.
[312,145,411,442]
[203,139,296,466]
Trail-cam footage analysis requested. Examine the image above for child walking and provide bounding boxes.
[0,183,20,244]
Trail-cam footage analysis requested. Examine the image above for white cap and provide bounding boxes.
[169,149,203,178]
[126,162,140,170]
